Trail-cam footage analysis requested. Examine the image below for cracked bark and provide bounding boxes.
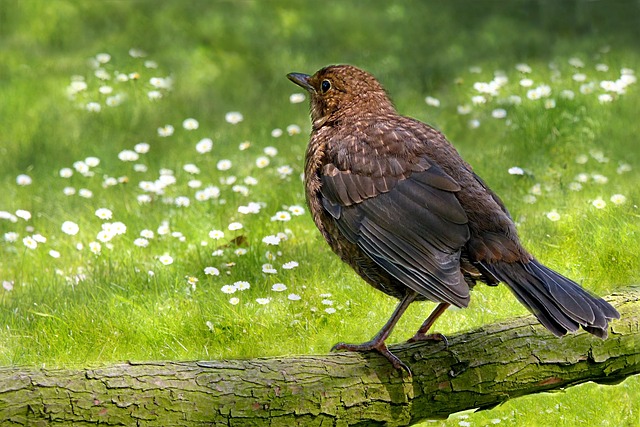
[0,288,638,426]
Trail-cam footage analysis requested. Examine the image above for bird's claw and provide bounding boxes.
[407,332,449,347]
[331,341,411,375]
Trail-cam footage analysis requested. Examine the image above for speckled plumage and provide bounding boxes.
[288,65,619,372]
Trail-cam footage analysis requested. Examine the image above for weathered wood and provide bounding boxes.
[0,288,638,426]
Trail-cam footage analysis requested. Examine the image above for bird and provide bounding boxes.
[287,65,620,373]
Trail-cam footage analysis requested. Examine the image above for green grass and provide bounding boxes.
[1,1,639,425]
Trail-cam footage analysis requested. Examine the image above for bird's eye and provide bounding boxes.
[320,79,331,93]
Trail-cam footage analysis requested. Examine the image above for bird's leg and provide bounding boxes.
[332,290,418,373]
[407,302,450,345]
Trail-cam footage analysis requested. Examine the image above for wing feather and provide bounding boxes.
[320,156,472,307]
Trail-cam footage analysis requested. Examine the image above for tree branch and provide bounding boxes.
[1,288,638,426]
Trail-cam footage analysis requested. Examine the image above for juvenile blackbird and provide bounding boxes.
[287,65,620,373]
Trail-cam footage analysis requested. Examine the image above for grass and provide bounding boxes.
[1,1,639,426]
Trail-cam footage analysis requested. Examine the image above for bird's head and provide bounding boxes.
[287,65,394,128]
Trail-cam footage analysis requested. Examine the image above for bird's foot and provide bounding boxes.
[407,332,448,347]
[331,340,411,375]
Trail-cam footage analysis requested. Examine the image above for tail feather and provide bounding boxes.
[484,259,620,338]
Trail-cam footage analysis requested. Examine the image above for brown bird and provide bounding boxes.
[287,65,620,373]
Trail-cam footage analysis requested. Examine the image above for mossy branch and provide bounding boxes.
[1,288,638,426]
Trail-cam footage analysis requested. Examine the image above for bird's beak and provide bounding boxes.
[287,72,314,92]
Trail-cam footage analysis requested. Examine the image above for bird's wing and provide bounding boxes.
[320,152,472,308]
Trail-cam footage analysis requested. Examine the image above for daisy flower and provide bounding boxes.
[86,102,101,112]
[209,229,225,240]
[96,230,114,242]
[15,210,31,221]
[157,125,175,137]
[73,161,89,173]
[133,238,149,247]
[546,210,561,222]
[289,93,306,103]
[262,264,277,274]
[255,156,270,168]
[110,221,127,235]
[264,146,278,157]
[217,159,232,171]
[175,196,190,207]
[16,174,32,186]
[271,283,287,292]
[89,241,102,254]
[204,266,220,276]
[286,124,301,135]
[22,236,38,249]
[228,222,243,231]
[271,211,291,222]
[225,112,243,124]
[134,142,150,154]
[288,205,305,216]
[592,198,606,209]
[78,188,93,198]
[96,53,111,63]
[569,57,585,68]
[256,298,271,305]
[617,163,632,174]
[182,118,199,130]
[262,235,281,245]
[508,167,524,175]
[95,208,113,220]
[232,185,249,196]
[158,254,174,265]
[183,164,200,174]
[277,165,293,178]
[0,211,17,222]
[238,202,261,214]
[118,150,139,162]
[610,194,626,205]
[61,221,80,236]
[425,96,440,107]
[137,194,152,204]
[196,138,213,153]
[598,94,613,104]
[457,105,472,115]
[520,78,534,87]
[221,285,236,294]
[234,281,250,291]
[149,76,171,87]
[282,261,299,270]
[592,174,609,184]
[4,232,19,242]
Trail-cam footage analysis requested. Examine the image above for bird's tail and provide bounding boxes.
[483,259,620,338]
